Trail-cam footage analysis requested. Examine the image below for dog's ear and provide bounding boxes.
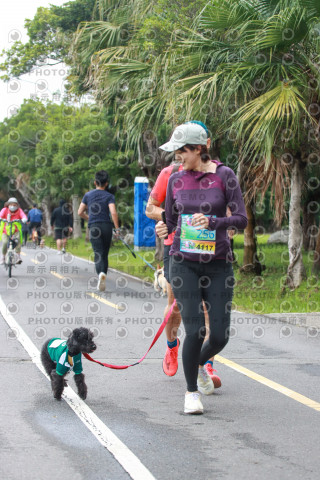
[87,330,95,340]
[157,264,161,270]
[70,328,81,341]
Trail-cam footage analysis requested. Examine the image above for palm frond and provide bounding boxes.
[254,7,309,50]
[299,0,320,17]
[119,94,170,149]
[231,81,311,165]
[254,0,289,17]
[74,20,132,53]
[198,0,260,32]
[245,153,290,225]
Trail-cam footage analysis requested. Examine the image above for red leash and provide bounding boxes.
[83,300,177,369]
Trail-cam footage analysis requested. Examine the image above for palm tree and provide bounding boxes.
[71,0,320,287]
[166,0,320,288]
[70,0,208,177]
[72,0,161,177]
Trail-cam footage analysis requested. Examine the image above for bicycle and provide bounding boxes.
[1,219,22,278]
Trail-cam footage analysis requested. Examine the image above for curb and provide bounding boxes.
[261,312,320,329]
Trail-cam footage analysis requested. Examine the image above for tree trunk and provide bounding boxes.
[237,159,263,275]
[240,200,263,275]
[11,174,54,236]
[302,204,316,251]
[41,199,52,236]
[71,195,82,239]
[138,133,174,179]
[14,173,34,209]
[286,160,306,289]
[312,222,320,275]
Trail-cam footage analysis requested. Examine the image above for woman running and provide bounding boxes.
[156,122,247,414]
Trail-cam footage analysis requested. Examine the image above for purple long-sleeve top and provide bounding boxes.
[165,161,248,262]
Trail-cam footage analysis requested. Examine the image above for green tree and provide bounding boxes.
[0,0,96,81]
[70,0,209,178]
[0,99,140,228]
[159,0,320,288]
[85,0,320,287]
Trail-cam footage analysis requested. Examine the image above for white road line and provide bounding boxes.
[0,295,156,480]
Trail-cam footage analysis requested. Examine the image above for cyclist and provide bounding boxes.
[28,203,43,246]
[0,198,27,264]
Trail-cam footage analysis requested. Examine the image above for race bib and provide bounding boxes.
[180,214,216,254]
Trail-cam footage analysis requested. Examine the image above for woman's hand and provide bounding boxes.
[113,228,121,239]
[226,206,235,239]
[155,221,168,238]
[191,213,209,229]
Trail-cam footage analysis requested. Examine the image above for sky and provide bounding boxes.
[0,0,74,123]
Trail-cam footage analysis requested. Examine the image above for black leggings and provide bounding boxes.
[170,257,234,392]
[89,222,113,275]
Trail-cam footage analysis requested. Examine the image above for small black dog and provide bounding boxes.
[40,327,97,400]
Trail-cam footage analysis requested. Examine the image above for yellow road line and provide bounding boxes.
[50,271,64,280]
[31,260,64,279]
[45,268,121,310]
[86,292,123,310]
[215,355,320,412]
[20,251,26,256]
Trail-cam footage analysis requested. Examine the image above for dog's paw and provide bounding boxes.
[78,390,87,400]
[74,373,88,400]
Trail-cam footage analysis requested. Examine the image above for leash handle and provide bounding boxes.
[84,299,177,369]
[118,234,137,258]
[161,211,168,240]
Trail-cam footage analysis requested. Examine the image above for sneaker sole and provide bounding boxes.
[184,408,203,415]
[98,274,106,291]
[162,365,178,376]
[205,367,222,388]
[162,339,180,377]
[212,377,221,389]
[198,384,215,395]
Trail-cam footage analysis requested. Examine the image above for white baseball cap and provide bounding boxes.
[159,123,208,152]
[8,197,18,204]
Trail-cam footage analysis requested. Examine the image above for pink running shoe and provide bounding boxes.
[205,363,221,388]
[162,339,180,376]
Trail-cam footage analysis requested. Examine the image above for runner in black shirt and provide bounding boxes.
[50,200,73,254]
[78,170,120,291]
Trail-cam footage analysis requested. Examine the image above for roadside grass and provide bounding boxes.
[232,234,319,314]
[45,233,319,314]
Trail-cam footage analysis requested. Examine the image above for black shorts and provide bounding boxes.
[54,227,70,240]
[163,244,171,283]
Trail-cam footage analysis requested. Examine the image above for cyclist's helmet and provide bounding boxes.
[7,198,19,213]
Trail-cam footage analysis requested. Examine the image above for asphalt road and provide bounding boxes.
[0,244,319,480]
